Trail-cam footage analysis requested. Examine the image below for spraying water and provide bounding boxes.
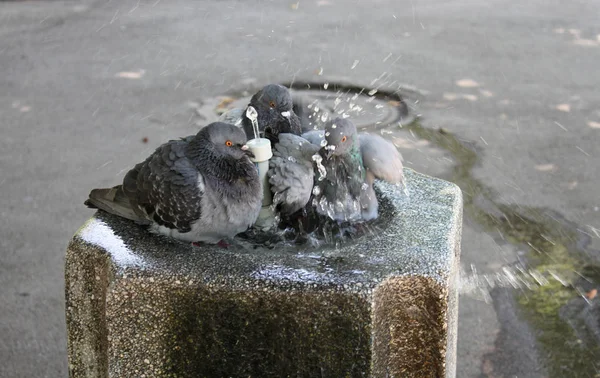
[312,154,327,181]
[246,105,260,139]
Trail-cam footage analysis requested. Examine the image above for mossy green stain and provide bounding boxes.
[404,120,600,377]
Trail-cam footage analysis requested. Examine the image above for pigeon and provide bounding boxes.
[218,84,302,143]
[268,117,404,223]
[85,122,263,244]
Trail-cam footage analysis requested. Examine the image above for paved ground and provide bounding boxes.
[1,0,599,377]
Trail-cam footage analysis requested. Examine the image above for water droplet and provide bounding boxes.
[368,89,378,96]
[320,113,329,122]
[331,124,337,129]
[320,139,328,147]
[351,60,360,69]
[287,156,296,163]
[312,186,321,195]
[323,83,329,89]
[312,154,327,180]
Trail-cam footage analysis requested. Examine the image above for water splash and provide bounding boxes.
[459,264,570,303]
[246,105,260,139]
[312,154,327,180]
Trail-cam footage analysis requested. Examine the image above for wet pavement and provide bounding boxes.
[1,0,600,377]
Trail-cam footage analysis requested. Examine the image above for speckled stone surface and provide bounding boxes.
[65,168,462,378]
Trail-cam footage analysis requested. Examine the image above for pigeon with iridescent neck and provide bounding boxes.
[85,122,262,245]
[219,84,302,143]
[268,117,404,223]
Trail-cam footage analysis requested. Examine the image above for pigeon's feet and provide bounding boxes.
[217,240,231,249]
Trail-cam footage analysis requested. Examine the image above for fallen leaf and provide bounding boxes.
[556,103,571,112]
[535,164,556,172]
[116,69,146,79]
[587,121,600,129]
[387,100,403,107]
[479,89,494,98]
[573,39,598,47]
[141,137,149,144]
[455,78,480,88]
[443,93,459,101]
[216,97,235,109]
[587,289,597,300]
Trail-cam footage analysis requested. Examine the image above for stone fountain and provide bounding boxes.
[65,83,462,378]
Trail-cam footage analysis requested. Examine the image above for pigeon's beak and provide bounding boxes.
[241,144,255,158]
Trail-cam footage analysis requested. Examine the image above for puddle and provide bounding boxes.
[404,122,600,377]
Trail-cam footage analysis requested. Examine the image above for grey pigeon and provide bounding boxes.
[85,122,263,244]
[219,84,302,143]
[268,117,404,223]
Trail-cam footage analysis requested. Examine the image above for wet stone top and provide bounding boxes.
[75,168,462,294]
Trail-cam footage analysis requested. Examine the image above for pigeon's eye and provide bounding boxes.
[225,140,233,147]
[341,136,347,143]
[269,101,276,108]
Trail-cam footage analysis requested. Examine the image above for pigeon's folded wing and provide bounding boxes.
[301,130,325,146]
[122,141,204,232]
[358,133,404,184]
[268,133,320,215]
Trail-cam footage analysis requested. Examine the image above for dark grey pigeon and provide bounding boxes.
[85,122,263,244]
[268,117,404,223]
[219,84,302,143]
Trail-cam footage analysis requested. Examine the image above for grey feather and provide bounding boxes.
[358,133,405,185]
[86,122,262,243]
[300,130,326,146]
[268,133,320,215]
[268,118,405,223]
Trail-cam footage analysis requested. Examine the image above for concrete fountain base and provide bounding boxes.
[65,168,462,378]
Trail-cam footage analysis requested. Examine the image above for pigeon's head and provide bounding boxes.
[323,118,358,158]
[248,84,299,141]
[199,122,253,160]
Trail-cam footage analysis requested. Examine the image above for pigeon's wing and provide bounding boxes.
[85,185,150,224]
[122,140,204,232]
[358,133,404,184]
[218,108,244,127]
[301,130,326,146]
[268,133,320,214]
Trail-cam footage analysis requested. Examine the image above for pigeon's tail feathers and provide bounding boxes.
[85,186,150,225]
